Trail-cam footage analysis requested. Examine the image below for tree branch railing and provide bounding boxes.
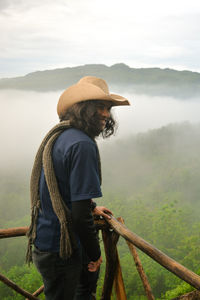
[0,216,200,299]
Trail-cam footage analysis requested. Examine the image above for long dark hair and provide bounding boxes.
[59,100,117,139]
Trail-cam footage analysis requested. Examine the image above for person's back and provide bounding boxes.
[35,128,102,253]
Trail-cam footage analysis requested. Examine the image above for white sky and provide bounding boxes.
[1,0,200,78]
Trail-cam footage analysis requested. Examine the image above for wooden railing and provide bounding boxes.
[1,216,200,299]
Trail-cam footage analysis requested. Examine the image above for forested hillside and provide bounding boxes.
[1,122,200,299]
[1,63,200,98]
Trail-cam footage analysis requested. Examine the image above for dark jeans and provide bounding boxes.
[33,246,99,300]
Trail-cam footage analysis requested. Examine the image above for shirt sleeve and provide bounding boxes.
[67,141,102,201]
[71,200,101,261]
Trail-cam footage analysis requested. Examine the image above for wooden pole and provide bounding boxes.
[101,229,120,300]
[0,227,28,239]
[0,222,107,239]
[0,273,39,300]
[106,216,200,290]
[127,242,155,300]
[1,221,200,292]
[118,217,155,300]
[25,285,44,300]
[113,250,127,300]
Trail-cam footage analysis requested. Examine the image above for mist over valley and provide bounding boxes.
[1,88,200,171]
[1,86,200,228]
[1,81,200,299]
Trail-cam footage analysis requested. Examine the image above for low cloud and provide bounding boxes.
[1,89,200,171]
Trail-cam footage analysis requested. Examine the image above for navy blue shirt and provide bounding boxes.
[34,128,102,252]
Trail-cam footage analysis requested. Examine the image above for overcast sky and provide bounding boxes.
[1,0,200,78]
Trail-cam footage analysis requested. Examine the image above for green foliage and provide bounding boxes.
[0,173,30,227]
[0,264,44,300]
[0,216,30,271]
[161,281,194,299]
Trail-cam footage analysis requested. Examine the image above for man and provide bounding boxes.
[26,76,130,299]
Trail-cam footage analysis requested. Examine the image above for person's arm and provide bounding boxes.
[90,199,97,211]
[71,199,101,262]
[68,141,103,270]
[91,200,113,220]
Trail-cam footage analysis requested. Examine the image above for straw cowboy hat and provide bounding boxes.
[57,76,130,117]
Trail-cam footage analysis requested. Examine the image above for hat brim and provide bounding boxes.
[57,82,130,117]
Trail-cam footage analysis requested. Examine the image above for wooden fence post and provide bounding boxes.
[118,217,155,300]
[101,228,127,300]
[106,216,200,290]
[113,247,127,300]
[25,285,44,300]
[0,273,39,300]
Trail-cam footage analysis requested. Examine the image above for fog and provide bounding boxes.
[0,89,200,171]
[115,93,200,135]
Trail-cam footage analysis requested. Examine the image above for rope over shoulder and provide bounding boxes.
[26,120,76,264]
[26,120,102,264]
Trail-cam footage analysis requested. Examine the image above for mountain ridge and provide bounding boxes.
[1,63,200,98]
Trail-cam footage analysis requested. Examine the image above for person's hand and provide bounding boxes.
[93,206,113,220]
[88,256,103,272]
